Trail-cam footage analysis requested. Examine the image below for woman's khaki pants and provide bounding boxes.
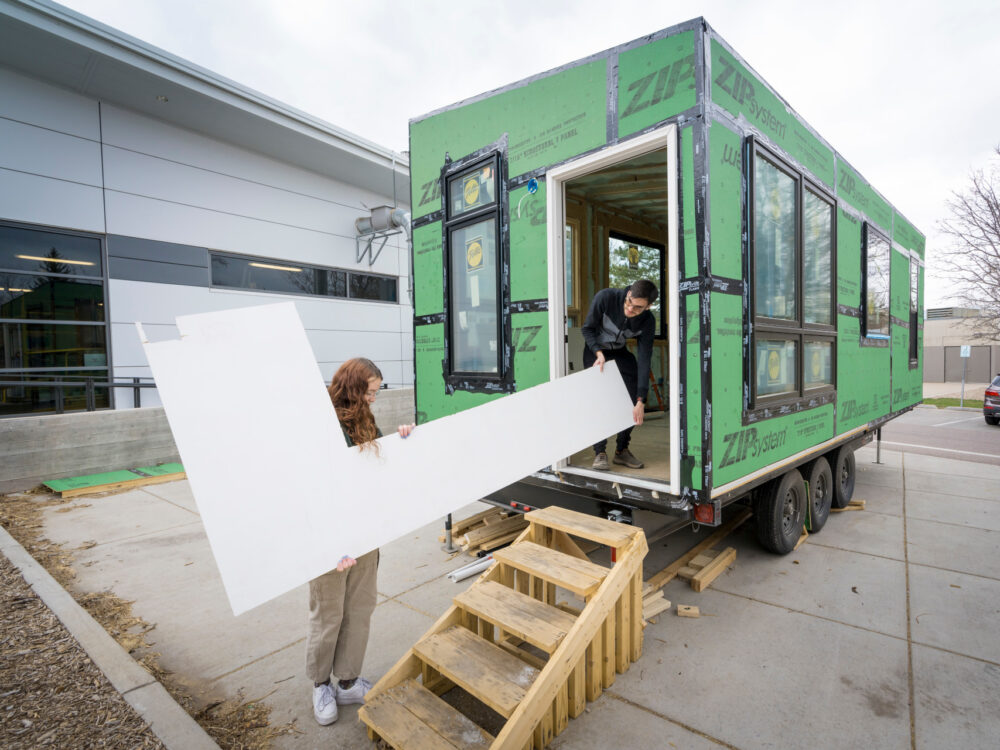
[305,549,378,683]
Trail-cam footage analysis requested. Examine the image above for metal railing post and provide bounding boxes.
[133,377,141,408]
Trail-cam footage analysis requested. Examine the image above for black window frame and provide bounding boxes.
[861,223,891,341]
[209,251,397,304]
[747,138,837,417]
[607,230,667,340]
[909,257,920,365]
[440,136,513,394]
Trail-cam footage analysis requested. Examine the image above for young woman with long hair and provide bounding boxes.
[306,357,414,726]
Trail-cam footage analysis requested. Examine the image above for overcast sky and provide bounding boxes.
[57,0,1000,306]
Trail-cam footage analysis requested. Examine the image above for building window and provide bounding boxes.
[749,142,836,407]
[608,233,666,337]
[0,223,109,416]
[863,224,890,338]
[441,142,511,392]
[209,253,396,303]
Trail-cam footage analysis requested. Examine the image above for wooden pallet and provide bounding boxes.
[361,506,648,749]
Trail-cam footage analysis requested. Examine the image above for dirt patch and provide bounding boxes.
[1,489,298,749]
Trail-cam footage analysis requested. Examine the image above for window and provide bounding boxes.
[863,225,890,338]
[1,223,109,416]
[442,146,510,390]
[608,233,666,337]
[210,253,396,303]
[750,142,836,407]
[909,260,919,362]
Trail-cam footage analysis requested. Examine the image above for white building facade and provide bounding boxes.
[0,0,412,419]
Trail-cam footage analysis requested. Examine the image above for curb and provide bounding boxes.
[0,523,219,750]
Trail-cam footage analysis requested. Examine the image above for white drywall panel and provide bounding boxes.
[0,67,100,141]
[142,302,632,614]
[104,191,402,276]
[0,117,102,186]
[0,167,104,232]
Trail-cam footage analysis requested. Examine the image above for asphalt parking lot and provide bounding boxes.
[13,431,1000,749]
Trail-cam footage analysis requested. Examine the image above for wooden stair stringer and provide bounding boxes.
[490,530,647,749]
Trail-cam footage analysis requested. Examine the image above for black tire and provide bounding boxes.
[831,446,856,509]
[754,469,806,554]
[805,457,833,533]
[986,415,999,426]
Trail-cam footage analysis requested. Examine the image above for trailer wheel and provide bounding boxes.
[754,469,806,554]
[831,447,856,509]
[805,457,833,532]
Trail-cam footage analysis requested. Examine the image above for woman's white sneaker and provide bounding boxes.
[312,682,338,725]
[336,677,372,705]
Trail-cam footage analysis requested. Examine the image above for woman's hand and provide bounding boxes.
[336,555,356,572]
[632,400,645,426]
[397,423,416,438]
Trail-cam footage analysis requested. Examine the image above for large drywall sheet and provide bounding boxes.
[143,303,634,615]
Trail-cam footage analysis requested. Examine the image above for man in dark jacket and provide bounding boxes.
[581,279,657,470]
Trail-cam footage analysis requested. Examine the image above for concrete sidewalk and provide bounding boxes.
[17,442,1000,749]
[922,381,990,401]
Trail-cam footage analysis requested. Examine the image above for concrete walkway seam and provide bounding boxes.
[0,524,219,750]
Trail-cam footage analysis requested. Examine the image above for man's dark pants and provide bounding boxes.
[582,346,638,455]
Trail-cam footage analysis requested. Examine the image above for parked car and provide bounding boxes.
[985,374,1000,425]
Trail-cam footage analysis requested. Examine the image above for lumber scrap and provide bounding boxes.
[677,605,700,618]
[831,499,866,513]
[644,507,751,592]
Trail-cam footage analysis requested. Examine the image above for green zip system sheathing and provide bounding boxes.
[409,18,924,506]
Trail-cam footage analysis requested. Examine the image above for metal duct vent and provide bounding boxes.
[355,205,410,266]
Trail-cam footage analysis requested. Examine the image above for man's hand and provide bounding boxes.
[336,555,356,572]
[632,400,645,426]
[593,351,606,372]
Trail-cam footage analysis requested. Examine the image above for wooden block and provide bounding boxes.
[601,611,615,688]
[585,626,603,701]
[677,605,700,618]
[831,499,866,513]
[462,514,528,547]
[689,552,717,569]
[690,547,737,593]
[476,529,524,552]
[568,655,586,718]
[676,565,699,580]
[643,597,672,619]
[793,527,809,551]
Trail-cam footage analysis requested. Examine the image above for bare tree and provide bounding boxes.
[937,146,1000,339]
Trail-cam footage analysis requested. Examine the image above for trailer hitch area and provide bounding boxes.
[606,509,633,525]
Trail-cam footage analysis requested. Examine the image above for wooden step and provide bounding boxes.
[455,580,577,654]
[359,679,493,750]
[493,542,607,598]
[526,506,639,547]
[413,626,540,718]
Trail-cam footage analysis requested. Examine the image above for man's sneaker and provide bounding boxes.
[336,677,372,705]
[312,682,338,725]
[613,449,644,469]
[592,452,609,470]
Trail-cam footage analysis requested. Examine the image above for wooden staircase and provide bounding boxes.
[359,506,648,749]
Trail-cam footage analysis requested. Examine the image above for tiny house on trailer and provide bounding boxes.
[409,18,924,553]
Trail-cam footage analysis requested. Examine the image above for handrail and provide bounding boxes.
[0,376,157,415]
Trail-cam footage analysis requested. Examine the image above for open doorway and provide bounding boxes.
[546,126,680,495]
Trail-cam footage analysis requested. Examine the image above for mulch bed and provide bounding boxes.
[1,489,297,749]
[0,551,166,749]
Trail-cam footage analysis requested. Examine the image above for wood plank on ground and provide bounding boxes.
[644,507,751,592]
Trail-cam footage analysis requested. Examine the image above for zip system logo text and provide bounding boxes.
[719,426,788,469]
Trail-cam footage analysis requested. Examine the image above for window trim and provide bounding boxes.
[908,258,920,366]
[747,138,837,414]
[440,136,513,394]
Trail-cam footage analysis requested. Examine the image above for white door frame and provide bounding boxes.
[545,124,681,495]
